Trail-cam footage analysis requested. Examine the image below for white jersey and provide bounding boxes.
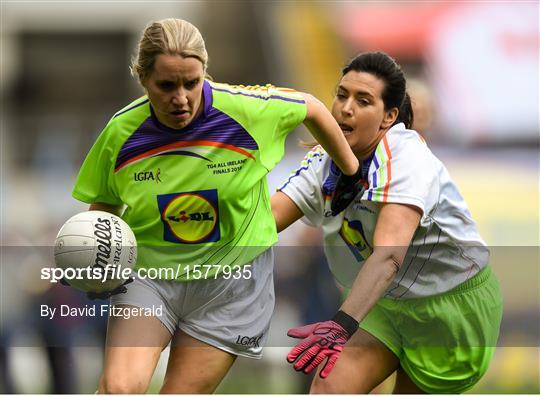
[279,123,488,299]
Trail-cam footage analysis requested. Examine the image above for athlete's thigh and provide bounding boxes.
[310,328,399,394]
[393,367,426,394]
[99,306,172,394]
[160,330,237,394]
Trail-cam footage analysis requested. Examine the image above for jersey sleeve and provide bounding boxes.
[212,83,307,171]
[363,131,437,215]
[278,146,327,227]
[72,122,123,206]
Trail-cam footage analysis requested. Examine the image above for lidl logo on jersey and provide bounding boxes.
[339,218,372,262]
[157,189,220,244]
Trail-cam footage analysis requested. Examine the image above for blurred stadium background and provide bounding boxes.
[1,1,538,393]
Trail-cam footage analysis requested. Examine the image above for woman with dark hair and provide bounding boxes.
[271,52,502,393]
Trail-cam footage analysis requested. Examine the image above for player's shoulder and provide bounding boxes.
[90,96,150,147]
[111,96,150,121]
[279,145,329,193]
[300,145,330,170]
[372,123,439,181]
[209,81,305,103]
[100,96,150,136]
[295,145,334,187]
[385,123,427,148]
[380,123,430,159]
[284,145,329,182]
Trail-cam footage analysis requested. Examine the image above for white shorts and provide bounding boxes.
[110,248,275,358]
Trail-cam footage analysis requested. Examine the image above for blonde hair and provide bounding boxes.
[131,18,209,84]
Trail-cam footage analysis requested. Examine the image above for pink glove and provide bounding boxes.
[286,311,358,378]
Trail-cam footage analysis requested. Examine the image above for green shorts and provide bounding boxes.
[359,266,503,393]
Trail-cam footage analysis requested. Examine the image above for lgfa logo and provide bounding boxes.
[158,190,220,244]
[134,168,161,183]
[235,334,263,348]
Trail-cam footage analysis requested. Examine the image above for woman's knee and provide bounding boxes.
[160,378,215,394]
[98,373,150,394]
[308,334,400,394]
[310,376,344,394]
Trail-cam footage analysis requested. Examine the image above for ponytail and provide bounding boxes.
[395,92,414,129]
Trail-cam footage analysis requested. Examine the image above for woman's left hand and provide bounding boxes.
[286,311,359,378]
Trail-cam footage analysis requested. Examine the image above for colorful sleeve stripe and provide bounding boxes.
[278,146,324,191]
[211,82,305,104]
[367,135,393,202]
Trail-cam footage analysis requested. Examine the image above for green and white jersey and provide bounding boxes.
[73,80,306,280]
[279,123,489,298]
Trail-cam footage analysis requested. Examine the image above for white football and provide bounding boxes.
[54,211,137,293]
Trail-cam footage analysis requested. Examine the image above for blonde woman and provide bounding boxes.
[72,18,360,393]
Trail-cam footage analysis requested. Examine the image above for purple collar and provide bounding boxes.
[201,79,213,117]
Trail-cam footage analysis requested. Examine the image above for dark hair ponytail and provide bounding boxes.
[396,92,414,129]
[343,52,414,129]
